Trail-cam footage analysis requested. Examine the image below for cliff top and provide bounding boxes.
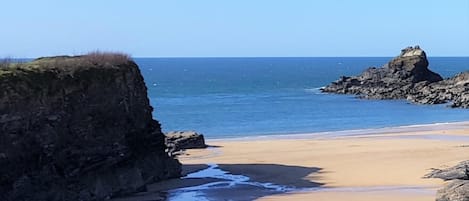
[399,45,426,57]
[0,52,132,77]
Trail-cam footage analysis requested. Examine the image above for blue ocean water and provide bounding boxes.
[136,57,469,138]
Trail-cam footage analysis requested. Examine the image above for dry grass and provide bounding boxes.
[1,52,132,72]
[83,51,132,65]
[0,58,13,68]
[0,58,26,69]
[29,51,133,70]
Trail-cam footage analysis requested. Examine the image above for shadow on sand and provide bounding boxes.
[112,163,322,201]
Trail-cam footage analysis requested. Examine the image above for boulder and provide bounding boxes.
[166,131,207,155]
[427,161,469,201]
[436,180,469,201]
[0,53,181,201]
[426,161,469,181]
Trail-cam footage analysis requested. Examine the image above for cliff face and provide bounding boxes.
[321,46,469,108]
[0,54,181,201]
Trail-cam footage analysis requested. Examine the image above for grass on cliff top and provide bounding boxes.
[0,52,132,76]
[32,51,132,68]
[0,58,26,76]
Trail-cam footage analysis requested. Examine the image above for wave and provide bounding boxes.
[304,87,325,94]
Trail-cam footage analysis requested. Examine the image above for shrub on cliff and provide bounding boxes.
[83,51,132,65]
[0,58,23,69]
[0,58,11,68]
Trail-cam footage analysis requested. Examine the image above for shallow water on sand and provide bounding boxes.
[167,163,435,201]
[168,164,297,201]
[168,164,301,201]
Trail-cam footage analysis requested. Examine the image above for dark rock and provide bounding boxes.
[0,54,181,201]
[425,161,469,181]
[427,161,469,201]
[165,131,207,155]
[387,46,442,83]
[436,180,469,201]
[322,46,469,108]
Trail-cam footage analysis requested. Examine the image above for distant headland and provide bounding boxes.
[321,46,469,108]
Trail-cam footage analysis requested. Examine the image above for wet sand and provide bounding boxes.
[176,121,469,201]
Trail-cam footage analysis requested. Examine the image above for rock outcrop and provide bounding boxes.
[426,72,469,108]
[166,131,207,155]
[321,46,469,108]
[435,180,469,201]
[0,53,181,201]
[426,161,469,181]
[426,161,469,201]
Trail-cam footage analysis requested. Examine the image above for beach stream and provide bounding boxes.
[167,163,304,200]
[167,163,435,201]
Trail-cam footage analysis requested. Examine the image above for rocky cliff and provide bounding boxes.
[0,53,181,201]
[321,46,469,108]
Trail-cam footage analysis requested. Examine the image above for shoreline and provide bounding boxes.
[206,120,469,141]
[177,121,469,201]
[115,121,469,201]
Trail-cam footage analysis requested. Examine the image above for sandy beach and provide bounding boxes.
[167,122,469,201]
[111,122,469,201]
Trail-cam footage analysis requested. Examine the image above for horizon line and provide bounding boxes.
[131,55,469,59]
[7,55,469,60]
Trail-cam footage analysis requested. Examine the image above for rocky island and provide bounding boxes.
[0,53,181,201]
[322,46,469,200]
[321,46,469,108]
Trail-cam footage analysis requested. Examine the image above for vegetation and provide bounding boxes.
[32,51,132,68]
[0,58,13,68]
[83,51,132,65]
[0,52,132,79]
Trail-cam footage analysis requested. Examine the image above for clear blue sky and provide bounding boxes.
[1,0,468,57]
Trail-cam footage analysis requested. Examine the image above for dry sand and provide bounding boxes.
[177,122,469,201]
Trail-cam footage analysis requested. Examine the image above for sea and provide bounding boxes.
[135,57,469,139]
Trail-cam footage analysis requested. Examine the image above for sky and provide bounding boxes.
[1,0,468,58]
